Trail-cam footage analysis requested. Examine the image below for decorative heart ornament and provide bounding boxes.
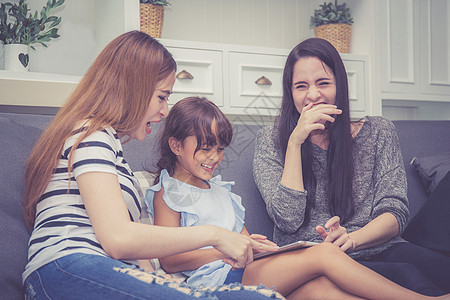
[19,53,29,68]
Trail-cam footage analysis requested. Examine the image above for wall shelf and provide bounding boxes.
[0,70,80,108]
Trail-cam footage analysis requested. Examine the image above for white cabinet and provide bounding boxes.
[166,47,223,106]
[161,39,292,117]
[228,51,286,116]
[342,55,369,119]
[161,39,371,119]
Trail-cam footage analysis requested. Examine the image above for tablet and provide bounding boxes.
[253,241,319,260]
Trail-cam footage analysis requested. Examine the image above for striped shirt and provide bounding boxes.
[23,126,144,282]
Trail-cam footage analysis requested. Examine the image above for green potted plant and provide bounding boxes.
[310,0,353,53]
[0,0,65,71]
[139,0,170,39]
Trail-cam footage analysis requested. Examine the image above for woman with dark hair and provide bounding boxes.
[148,96,447,300]
[253,38,450,295]
[22,31,278,300]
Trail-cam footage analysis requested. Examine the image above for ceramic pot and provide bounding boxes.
[4,44,30,71]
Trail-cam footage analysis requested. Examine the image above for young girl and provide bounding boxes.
[146,96,450,300]
[22,31,277,300]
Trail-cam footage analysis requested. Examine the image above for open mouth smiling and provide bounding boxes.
[201,163,214,170]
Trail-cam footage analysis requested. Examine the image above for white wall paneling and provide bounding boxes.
[379,0,421,94]
[162,0,312,50]
[383,100,450,120]
[342,57,368,118]
[420,0,450,95]
[382,102,419,121]
[377,0,450,119]
[94,0,140,54]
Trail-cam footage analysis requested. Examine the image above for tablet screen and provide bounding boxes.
[253,241,319,260]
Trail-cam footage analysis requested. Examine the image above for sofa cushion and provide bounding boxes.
[0,117,43,299]
[402,171,450,256]
[411,152,450,196]
[393,120,450,220]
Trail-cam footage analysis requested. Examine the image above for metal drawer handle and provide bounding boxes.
[176,70,194,79]
[255,76,272,85]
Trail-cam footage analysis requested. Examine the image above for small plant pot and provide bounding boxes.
[314,24,352,53]
[140,3,164,38]
[4,44,30,72]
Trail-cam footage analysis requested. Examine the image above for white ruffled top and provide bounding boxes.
[145,169,245,287]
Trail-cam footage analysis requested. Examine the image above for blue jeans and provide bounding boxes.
[358,242,450,296]
[223,268,245,284]
[24,254,278,300]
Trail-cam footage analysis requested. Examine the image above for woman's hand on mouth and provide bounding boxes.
[289,103,342,146]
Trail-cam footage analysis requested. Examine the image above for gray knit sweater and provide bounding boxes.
[253,116,409,259]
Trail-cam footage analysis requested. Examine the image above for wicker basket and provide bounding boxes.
[314,23,352,53]
[140,3,164,38]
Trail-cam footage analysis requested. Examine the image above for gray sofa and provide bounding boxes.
[1,111,449,300]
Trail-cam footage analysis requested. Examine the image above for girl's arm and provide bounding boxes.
[78,172,257,270]
[152,186,228,273]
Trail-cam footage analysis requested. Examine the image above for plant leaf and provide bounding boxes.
[310,0,353,28]
[1,0,64,47]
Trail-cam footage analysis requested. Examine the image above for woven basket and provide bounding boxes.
[314,23,352,53]
[140,3,164,38]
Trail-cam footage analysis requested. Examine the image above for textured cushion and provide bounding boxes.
[0,117,42,299]
[134,171,160,271]
[402,171,450,256]
[411,152,450,196]
[393,120,450,219]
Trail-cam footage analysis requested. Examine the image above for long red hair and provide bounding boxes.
[23,31,176,227]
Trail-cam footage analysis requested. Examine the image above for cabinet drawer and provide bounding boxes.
[229,52,286,112]
[343,59,366,115]
[166,47,223,106]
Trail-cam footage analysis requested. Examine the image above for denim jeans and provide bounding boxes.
[223,268,245,284]
[358,242,450,296]
[24,254,279,300]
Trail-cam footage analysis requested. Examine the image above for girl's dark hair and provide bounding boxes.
[277,37,354,224]
[154,96,232,183]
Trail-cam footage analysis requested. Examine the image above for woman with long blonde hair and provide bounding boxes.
[22,31,277,299]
